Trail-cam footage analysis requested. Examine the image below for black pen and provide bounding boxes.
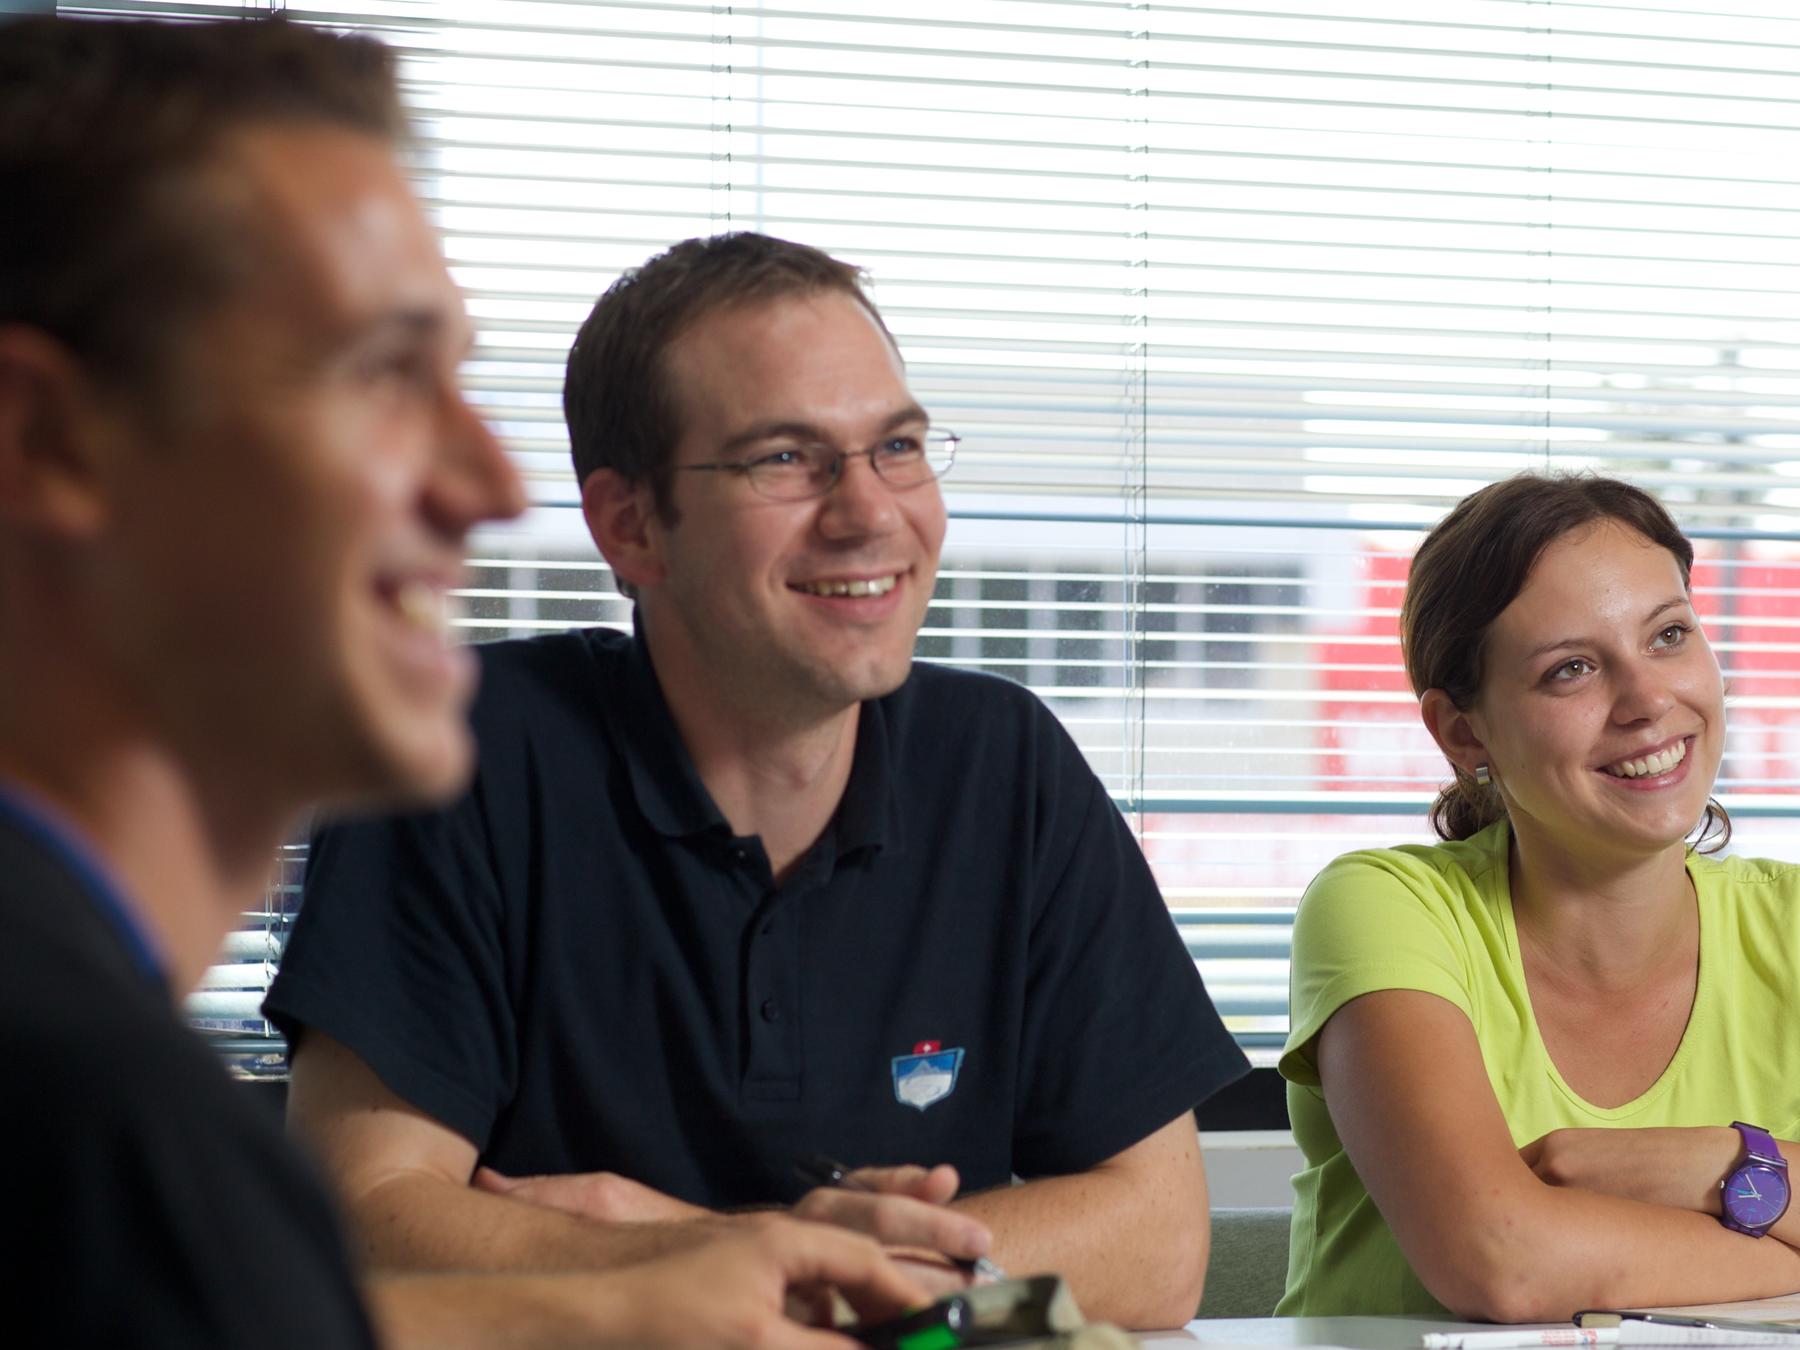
[793,1152,1006,1283]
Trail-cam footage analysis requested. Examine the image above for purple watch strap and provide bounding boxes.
[1734,1121,1783,1166]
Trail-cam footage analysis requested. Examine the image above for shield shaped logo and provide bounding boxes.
[891,1042,964,1111]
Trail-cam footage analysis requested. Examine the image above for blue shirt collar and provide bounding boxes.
[0,780,167,985]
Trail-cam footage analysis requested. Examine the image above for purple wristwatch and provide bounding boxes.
[1721,1121,1790,1237]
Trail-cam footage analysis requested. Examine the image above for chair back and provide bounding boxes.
[1197,1206,1291,1318]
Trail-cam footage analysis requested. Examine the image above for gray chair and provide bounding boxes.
[1197,1206,1291,1318]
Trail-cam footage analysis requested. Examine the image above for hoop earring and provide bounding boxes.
[1474,764,1491,787]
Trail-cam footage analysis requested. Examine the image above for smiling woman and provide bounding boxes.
[1404,476,1730,860]
[1277,473,1800,1321]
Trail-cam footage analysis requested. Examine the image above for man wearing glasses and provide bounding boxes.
[269,233,1249,1328]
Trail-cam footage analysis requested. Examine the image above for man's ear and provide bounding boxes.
[580,468,668,593]
[1420,688,1491,781]
[0,326,111,539]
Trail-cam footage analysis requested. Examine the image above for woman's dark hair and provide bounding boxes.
[1400,472,1729,851]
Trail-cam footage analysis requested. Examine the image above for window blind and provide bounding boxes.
[65,0,1800,1069]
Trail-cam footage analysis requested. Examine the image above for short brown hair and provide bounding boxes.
[563,232,891,520]
[0,16,403,405]
[1400,472,1728,850]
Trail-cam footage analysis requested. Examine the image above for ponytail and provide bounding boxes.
[1428,768,1506,842]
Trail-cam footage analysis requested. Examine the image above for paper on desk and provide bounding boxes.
[1424,1326,1799,1350]
[1637,1301,1800,1326]
[1613,1328,1800,1346]
[1577,1310,1800,1345]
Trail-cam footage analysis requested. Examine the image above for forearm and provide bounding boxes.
[951,1167,1207,1330]
[1522,1125,1800,1258]
[290,1035,725,1274]
[1590,1129,1800,1251]
[1434,1182,1800,1322]
[366,1272,631,1350]
[347,1169,718,1273]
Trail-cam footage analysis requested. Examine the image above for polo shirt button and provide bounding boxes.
[759,999,781,1023]
[733,847,749,863]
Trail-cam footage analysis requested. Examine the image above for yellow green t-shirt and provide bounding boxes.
[1276,820,1800,1316]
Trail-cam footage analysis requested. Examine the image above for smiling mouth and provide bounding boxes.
[1602,737,1689,780]
[792,573,900,598]
[387,578,452,638]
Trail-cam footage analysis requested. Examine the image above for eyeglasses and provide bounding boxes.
[676,429,958,502]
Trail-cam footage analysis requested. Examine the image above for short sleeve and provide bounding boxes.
[1010,726,1249,1176]
[1278,848,1481,1087]
[263,790,517,1151]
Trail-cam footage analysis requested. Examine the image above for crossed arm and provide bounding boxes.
[1318,990,1800,1322]
[289,1031,1211,1329]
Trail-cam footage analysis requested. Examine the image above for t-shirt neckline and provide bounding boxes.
[1494,830,1707,1121]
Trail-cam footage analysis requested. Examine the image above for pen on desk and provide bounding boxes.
[792,1152,1007,1284]
[1420,1330,1617,1350]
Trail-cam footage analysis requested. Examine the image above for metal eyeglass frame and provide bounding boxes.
[674,429,959,501]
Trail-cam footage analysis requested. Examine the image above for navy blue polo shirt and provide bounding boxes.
[267,626,1247,1206]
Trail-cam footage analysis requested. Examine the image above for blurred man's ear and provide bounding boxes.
[0,327,110,539]
[581,468,668,596]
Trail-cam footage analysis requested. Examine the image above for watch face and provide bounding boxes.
[1726,1163,1791,1231]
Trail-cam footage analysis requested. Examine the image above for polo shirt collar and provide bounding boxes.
[605,617,730,840]
[604,616,904,861]
[833,688,902,861]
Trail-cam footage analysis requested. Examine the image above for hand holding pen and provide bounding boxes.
[794,1153,1007,1284]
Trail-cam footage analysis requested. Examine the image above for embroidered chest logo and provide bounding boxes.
[891,1039,964,1111]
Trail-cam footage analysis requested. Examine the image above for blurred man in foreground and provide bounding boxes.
[0,16,921,1347]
